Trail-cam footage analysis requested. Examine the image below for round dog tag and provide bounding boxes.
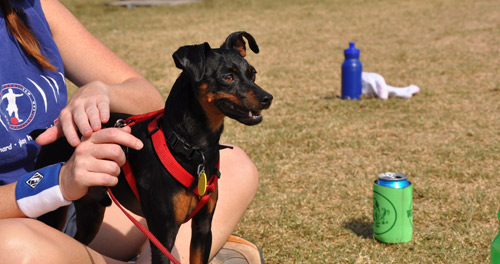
[198,172,207,196]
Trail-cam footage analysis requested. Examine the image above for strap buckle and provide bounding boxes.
[114,119,132,128]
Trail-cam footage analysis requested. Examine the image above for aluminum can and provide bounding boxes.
[373,172,413,243]
[377,172,410,189]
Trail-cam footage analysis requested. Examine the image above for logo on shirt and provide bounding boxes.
[0,83,37,131]
[25,172,44,189]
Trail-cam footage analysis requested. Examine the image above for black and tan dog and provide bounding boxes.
[34,31,272,264]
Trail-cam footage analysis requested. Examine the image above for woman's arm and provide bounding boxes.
[0,126,144,219]
[0,184,25,218]
[37,0,164,146]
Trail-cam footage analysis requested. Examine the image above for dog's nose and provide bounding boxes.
[260,93,273,108]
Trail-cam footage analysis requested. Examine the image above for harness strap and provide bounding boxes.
[121,161,139,199]
[148,119,197,190]
[185,176,218,222]
[123,108,164,126]
[119,110,165,201]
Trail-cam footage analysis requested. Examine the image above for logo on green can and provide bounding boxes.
[373,191,397,235]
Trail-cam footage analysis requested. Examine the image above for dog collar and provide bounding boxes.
[165,128,201,161]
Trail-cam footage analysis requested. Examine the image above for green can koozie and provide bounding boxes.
[373,173,413,243]
[490,208,500,264]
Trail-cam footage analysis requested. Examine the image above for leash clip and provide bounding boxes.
[114,119,132,128]
[115,119,133,157]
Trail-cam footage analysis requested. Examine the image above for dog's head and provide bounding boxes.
[172,31,272,129]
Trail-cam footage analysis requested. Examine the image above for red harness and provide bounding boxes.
[120,110,219,222]
[116,109,219,222]
[107,109,220,264]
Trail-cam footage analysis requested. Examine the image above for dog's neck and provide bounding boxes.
[163,73,223,156]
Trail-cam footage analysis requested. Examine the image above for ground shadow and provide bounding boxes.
[343,216,373,239]
[320,94,342,100]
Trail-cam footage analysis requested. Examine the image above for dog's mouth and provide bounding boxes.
[216,100,263,125]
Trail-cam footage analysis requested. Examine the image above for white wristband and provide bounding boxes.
[15,163,71,218]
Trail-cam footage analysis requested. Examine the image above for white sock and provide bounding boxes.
[386,84,420,98]
[362,72,419,99]
[362,72,388,99]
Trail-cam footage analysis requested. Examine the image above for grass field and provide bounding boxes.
[61,0,500,262]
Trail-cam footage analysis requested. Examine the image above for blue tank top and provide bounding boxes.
[0,0,67,185]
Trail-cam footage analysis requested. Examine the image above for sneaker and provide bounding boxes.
[210,235,265,264]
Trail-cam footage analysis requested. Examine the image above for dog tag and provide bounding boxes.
[198,172,207,196]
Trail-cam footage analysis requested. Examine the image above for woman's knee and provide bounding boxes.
[0,218,67,263]
[219,144,259,197]
[0,219,43,261]
[0,219,35,247]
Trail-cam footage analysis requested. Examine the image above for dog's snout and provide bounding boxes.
[260,93,273,108]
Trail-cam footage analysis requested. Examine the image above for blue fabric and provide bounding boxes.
[15,162,71,217]
[15,162,63,199]
[0,0,67,185]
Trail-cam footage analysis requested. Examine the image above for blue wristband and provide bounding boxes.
[15,162,71,218]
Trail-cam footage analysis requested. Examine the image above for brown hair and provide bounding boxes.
[1,0,56,71]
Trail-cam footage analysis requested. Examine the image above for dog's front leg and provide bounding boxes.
[145,212,181,264]
[73,187,110,245]
[190,189,218,264]
[141,193,183,264]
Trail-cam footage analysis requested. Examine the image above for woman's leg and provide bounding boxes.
[0,218,123,264]
[89,201,148,261]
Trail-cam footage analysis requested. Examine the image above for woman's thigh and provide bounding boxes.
[0,218,110,263]
[89,201,148,261]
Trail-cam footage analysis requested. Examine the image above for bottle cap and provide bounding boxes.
[344,42,360,58]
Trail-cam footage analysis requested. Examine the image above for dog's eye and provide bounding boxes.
[250,69,257,81]
[223,74,234,83]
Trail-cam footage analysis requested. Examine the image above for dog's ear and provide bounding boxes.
[220,31,259,57]
[172,42,211,82]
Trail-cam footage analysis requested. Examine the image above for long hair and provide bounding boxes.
[0,0,56,71]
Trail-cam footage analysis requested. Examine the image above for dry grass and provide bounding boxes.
[62,0,500,262]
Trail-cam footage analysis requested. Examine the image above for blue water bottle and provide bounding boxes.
[341,42,362,100]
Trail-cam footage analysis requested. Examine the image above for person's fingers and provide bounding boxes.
[72,104,93,138]
[88,172,119,187]
[60,162,119,201]
[56,108,81,147]
[81,160,121,186]
[97,97,110,124]
[91,143,127,167]
[86,104,102,132]
[34,124,63,146]
[70,161,119,186]
[89,127,143,150]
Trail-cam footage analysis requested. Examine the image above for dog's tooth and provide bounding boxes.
[249,111,252,118]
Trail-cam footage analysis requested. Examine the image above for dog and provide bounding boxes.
[33,31,272,264]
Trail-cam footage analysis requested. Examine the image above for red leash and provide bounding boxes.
[107,187,181,264]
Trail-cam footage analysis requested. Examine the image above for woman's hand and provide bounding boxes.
[35,81,112,147]
[58,126,143,201]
